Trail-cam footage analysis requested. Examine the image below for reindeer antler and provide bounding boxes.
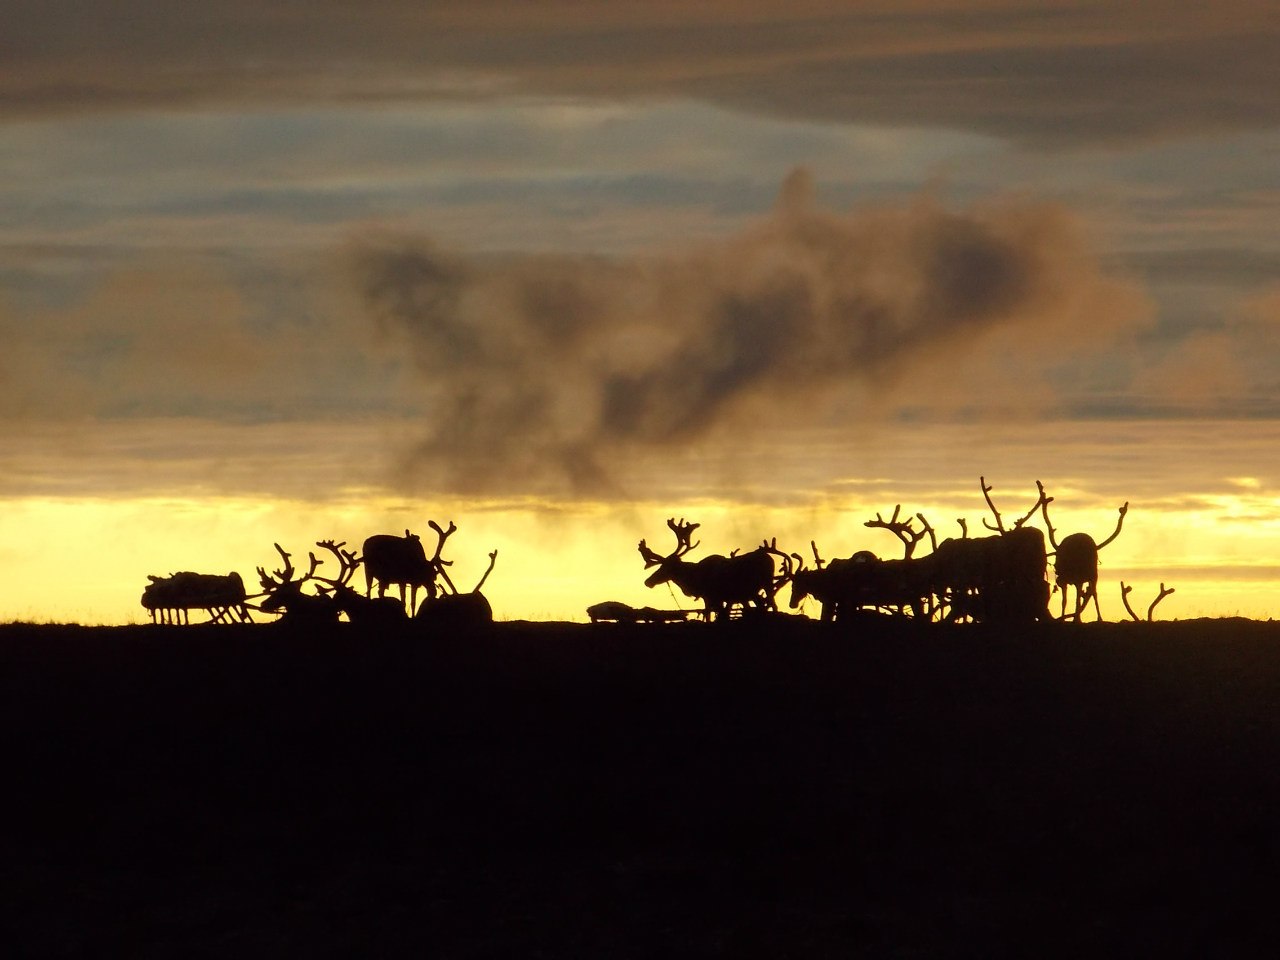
[272,542,295,582]
[1096,502,1130,551]
[916,513,938,552]
[1120,582,1139,622]
[316,539,362,588]
[865,505,927,558]
[256,543,322,594]
[638,539,665,567]
[426,520,459,594]
[666,517,701,556]
[980,477,1003,533]
[474,550,498,593]
[759,537,796,596]
[1121,581,1175,622]
[427,520,457,563]
[1013,483,1051,530]
[1036,480,1061,550]
[640,517,702,568]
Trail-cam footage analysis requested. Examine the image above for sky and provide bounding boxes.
[3,1,1279,623]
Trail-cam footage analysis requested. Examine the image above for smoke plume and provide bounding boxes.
[352,169,1149,496]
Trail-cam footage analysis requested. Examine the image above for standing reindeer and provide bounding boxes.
[1037,480,1129,621]
[362,523,455,615]
[638,518,776,622]
[914,480,1050,624]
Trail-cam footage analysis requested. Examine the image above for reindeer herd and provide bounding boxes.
[608,477,1173,626]
[141,478,1173,627]
[141,520,497,627]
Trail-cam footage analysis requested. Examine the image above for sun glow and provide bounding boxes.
[4,416,1280,625]
[5,480,1280,625]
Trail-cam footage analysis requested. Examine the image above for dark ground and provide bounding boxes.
[4,616,1280,957]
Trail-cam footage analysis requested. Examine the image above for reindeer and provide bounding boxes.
[788,543,880,621]
[922,480,1050,624]
[416,546,498,628]
[361,528,438,614]
[141,571,250,625]
[638,518,775,622]
[925,532,1048,624]
[1037,480,1128,621]
[587,601,693,624]
[255,544,341,625]
[314,540,408,627]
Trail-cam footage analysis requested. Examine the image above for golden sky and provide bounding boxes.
[2,3,1279,623]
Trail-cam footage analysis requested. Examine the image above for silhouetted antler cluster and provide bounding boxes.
[235,521,499,627]
[640,477,1161,627]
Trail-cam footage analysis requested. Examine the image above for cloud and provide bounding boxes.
[0,251,415,423]
[1130,330,1244,412]
[352,169,1150,496]
[5,2,1277,147]
[1129,284,1280,415]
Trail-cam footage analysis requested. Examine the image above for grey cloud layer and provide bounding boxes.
[353,171,1149,496]
[0,251,413,423]
[5,2,1277,147]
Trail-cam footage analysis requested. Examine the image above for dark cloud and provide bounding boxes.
[4,2,1277,147]
[352,170,1149,496]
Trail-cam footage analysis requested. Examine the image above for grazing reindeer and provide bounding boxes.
[1037,480,1129,621]
[141,571,250,625]
[314,540,408,627]
[638,518,775,622]
[256,544,341,625]
[361,528,438,614]
[788,543,880,621]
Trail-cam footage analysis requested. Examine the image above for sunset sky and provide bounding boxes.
[3,1,1279,623]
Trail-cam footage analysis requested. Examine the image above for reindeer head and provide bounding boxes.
[786,552,814,609]
[256,543,326,614]
[638,517,700,588]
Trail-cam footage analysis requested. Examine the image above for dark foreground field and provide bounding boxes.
[4,617,1280,957]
